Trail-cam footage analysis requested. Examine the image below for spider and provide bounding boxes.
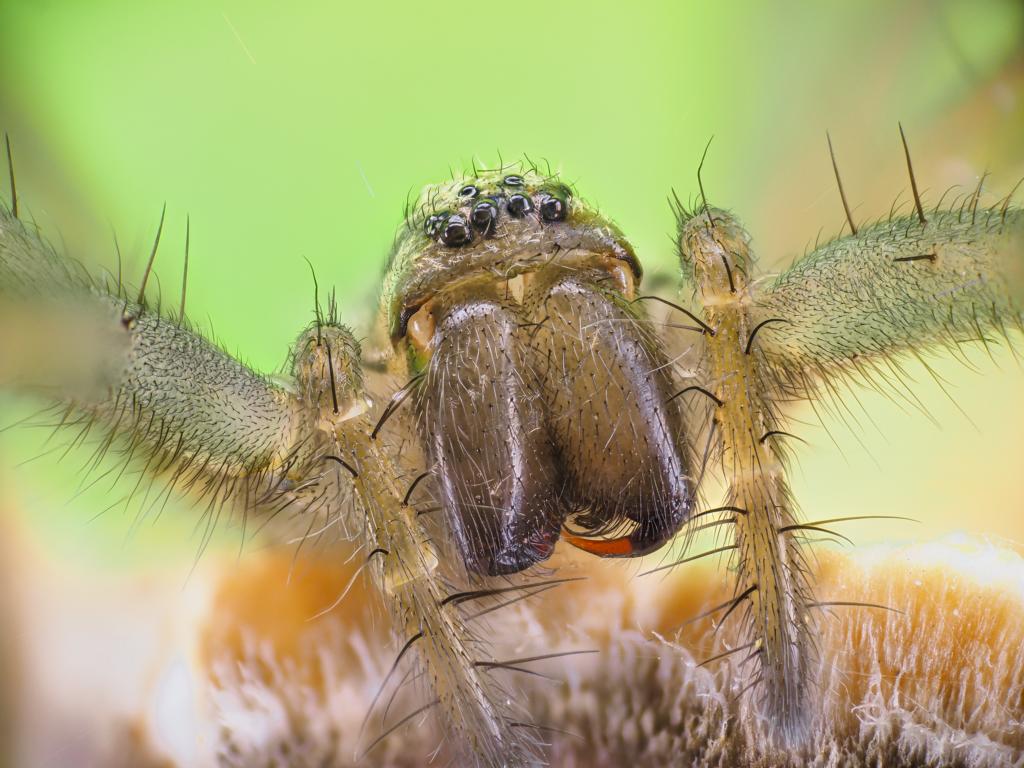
[0,128,1021,767]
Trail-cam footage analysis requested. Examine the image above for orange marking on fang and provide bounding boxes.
[562,532,634,557]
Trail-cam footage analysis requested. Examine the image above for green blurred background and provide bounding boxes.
[0,0,1022,568]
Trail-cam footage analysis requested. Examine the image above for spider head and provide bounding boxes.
[383,164,642,362]
[375,163,694,576]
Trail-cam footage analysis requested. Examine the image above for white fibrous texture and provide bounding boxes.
[168,537,1024,767]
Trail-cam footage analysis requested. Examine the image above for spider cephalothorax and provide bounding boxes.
[379,165,695,575]
[382,168,640,344]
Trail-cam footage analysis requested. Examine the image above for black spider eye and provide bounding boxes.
[440,213,473,247]
[538,189,569,222]
[507,193,534,218]
[424,212,449,238]
[458,185,479,199]
[502,175,524,187]
[470,199,498,237]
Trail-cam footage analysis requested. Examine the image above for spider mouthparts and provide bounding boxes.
[335,396,371,422]
[600,256,636,300]
[561,531,636,557]
[406,300,436,356]
[505,273,526,304]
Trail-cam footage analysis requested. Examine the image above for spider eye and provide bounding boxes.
[458,184,479,199]
[538,189,569,222]
[502,174,525,187]
[424,212,449,238]
[470,199,498,236]
[507,193,534,218]
[440,213,473,247]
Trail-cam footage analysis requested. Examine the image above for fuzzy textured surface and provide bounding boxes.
[157,536,1024,767]
[533,540,1024,767]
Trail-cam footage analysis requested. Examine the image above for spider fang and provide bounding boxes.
[407,300,436,355]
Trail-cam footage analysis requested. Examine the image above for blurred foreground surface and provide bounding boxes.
[4,513,1023,766]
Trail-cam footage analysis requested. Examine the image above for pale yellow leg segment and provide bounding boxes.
[679,210,815,743]
[290,324,533,766]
